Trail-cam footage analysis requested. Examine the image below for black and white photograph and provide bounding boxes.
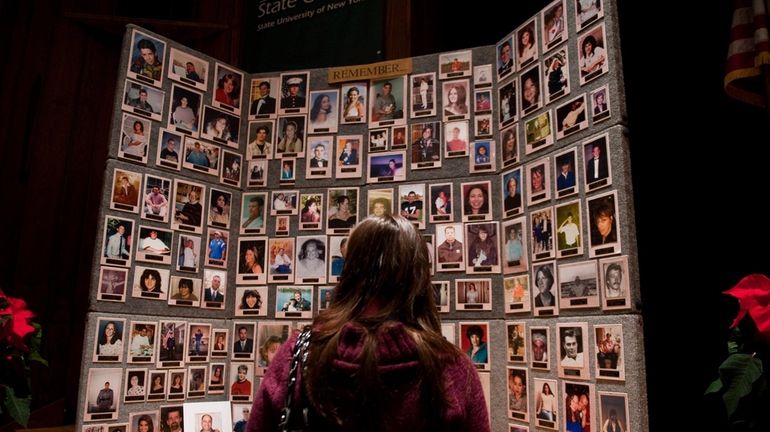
[557,322,589,379]
[532,262,559,317]
[295,236,327,284]
[599,255,631,310]
[473,64,493,88]
[558,260,599,310]
[368,128,389,153]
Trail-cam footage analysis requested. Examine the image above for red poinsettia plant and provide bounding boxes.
[0,289,46,426]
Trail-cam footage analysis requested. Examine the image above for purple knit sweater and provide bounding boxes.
[246,322,490,432]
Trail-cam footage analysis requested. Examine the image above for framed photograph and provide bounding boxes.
[440,323,456,345]
[428,182,453,223]
[183,401,232,432]
[188,365,209,397]
[506,322,527,362]
[136,225,173,265]
[500,124,519,168]
[246,159,268,188]
[555,200,583,258]
[501,168,523,218]
[530,207,555,262]
[122,79,164,122]
[432,281,450,313]
[396,184,426,229]
[167,276,202,308]
[295,236,327,284]
[156,128,184,171]
[435,223,466,272]
[146,371,167,401]
[516,19,539,70]
[207,189,232,229]
[100,215,134,267]
[158,321,187,369]
[308,89,340,134]
[460,180,493,222]
[270,190,299,216]
[555,94,588,140]
[186,323,212,363]
[171,179,206,234]
[248,77,279,119]
[327,236,347,283]
[562,382,594,431]
[255,322,291,375]
[598,392,630,432]
[84,367,122,421]
[557,322,589,379]
[175,234,200,273]
[326,187,359,234]
[240,192,267,234]
[209,363,226,393]
[246,120,275,160]
[201,269,227,309]
[458,321,490,370]
[442,79,471,122]
[340,82,367,124]
[267,237,296,283]
[182,137,220,176]
[576,0,604,32]
[278,71,310,115]
[558,260,599,310]
[368,128,389,153]
[212,63,243,114]
[588,190,621,257]
[583,132,612,191]
[502,217,529,275]
[543,49,570,105]
[366,188,393,218]
[391,125,407,149]
[166,369,186,400]
[118,113,150,164]
[507,366,529,421]
[473,89,492,115]
[594,324,625,380]
[235,286,268,317]
[578,23,609,85]
[231,322,256,361]
[599,255,631,310]
[473,64,493,88]
[129,412,162,432]
[367,151,406,183]
[554,147,579,198]
[167,48,207,91]
[474,114,492,138]
[298,193,323,230]
[497,34,515,80]
[526,157,551,206]
[519,64,542,116]
[465,222,501,273]
[275,286,314,319]
[306,136,333,179]
[530,326,550,370]
[229,362,253,401]
[497,79,517,128]
[278,159,297,184]
[126,29,165,87]
[131,266,170,301]
[167,84,202,137]
[455,279,492,311]
[318,286,334,311]
[410,121,442,169]
[97,267,128,303]
[532,262,559,316]
[590,84,611,123]
[275,215,290,236]
[542,0,567,51]
[439,49,472,79]
[369,76,407,128]
[110,168,142,213]
[335,134,363,179]
[141,175,172,223]
[409,72,437,119]
[220,150,242,187]
[200,106,239,148]
[504,274,531,314]
[276,115,307,157]
[93,317,126,363]
[533,378,558,430]
[211,329,229,359]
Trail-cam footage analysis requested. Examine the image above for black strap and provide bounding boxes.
[278,325,312,432]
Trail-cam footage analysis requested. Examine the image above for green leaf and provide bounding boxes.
[28,351,48,366]
[715,353,764,417]
[705,378,723,395]
[2,386,31,427]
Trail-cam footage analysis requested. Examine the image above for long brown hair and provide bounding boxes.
[305,215,459,430]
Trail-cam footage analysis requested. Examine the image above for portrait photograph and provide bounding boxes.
[440,323,456,345]
[442,79,471,122]
[455,279,492,311]
[122,79,164,122]
[578,23,609,85]
[335,134,363,179]
[212,62,244,114]
[533,377,558,429]
[84,367,122,420]
[524,111,554,155]
[295,236,327,284]
[201,269,227,309]
[368,128,389,153]
[158,321,187,368]
[532,261,559,317]
[499,124,519,168]
[516,19,539,70]
[171,179,206,234]
[275,286,314,319]
[530,207,555,262]
[497,79,517,128]
[541,0,567,51]
[558,260,599,310]
[397,184,426,229]
[278,71,310,115]
[599,255,631,310]
[598,391,630,432]
[131,266,170,302]
[246,159,268,188]
[506,322,527,362]
[308,89,340,134]
[276,115,306,157]
[543,48,570,105]
[433,281,450,313]
[474,114,492,138]
[167,276,202,308]
[275,215,290,236]
[458,321,490,370]
[507,366,529,421]
[326,187,359,234]
[97,266,128,303]
[410,121,442,169]
[582,132,612,191]
[278,159,296,184]
[207,188,232,229]
[186,323,212,363]
[208,363,226,393]
[526,157,552,206]
[240,192,266,234]
[93,317,126,363]
[220,150,242,188]
[246,120,275,160]
[465,222,501,274]
[340,82,367,124]
[101,215,134,268]
[269,190,298,216]
[591,84,611,123]
[167,47,207,91]
[562,382,594,432]
[409,72,436,119]
[438,49,472,79]
[200,106,239,148]
[228,362,251,401]
[474,89,492,115]
[232,404,251,432]
[110,168,142,213]
[167,373,187,400]
[146,371,166,401]
[496,33,515,80]
[128,410,160,432]
[327,236,347,283]
[367,151,406,183]
[470,140,496,173]
[501,167,523,218]
[429,182,453,223]
[126,29,165,87]
[305,136,333,179]
[118,113,151,164]
[519,64,542,117]
[123,368,148,403]
[555,200,583,258]
[460,180,493,222]
[135,225,173,265]
[391,125,407,149]
[553,147,579,199]
[182,137,220,176]
[502,217,529,275]
[299,193,323,230]
[557,323,589,379]
[235,286,268,317]
[367,188,393,218]
[141,174,172,224]
[256,321,291,373]
[473,64,493,88]
[156,128,184,171]
[588,190,621,257]
[231,322,256,361]
[267,237,296,283]
[211,329,229,358]
[368,76,407,128]
[175,234,201,273]
[530,326,550,370]
[182,401,232,432]
[249,77,280,119]
[595,324,625,380]
[167,84,202,137]
[435,223,466,272]
[575,0,604,32]
[504,274,531,314]
[556,94,588,140]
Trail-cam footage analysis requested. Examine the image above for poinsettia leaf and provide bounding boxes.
[705,377,723,395]
[29,351,47,366]
[2,386,31,427]
[716,353,764,417]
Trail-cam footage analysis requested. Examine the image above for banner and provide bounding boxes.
[725,0,770,107]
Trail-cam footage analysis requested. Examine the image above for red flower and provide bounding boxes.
[725,274,770,343]
[0,294,36,350]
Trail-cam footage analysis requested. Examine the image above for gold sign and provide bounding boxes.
[328,58,413,84]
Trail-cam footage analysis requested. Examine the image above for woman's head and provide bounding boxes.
[243,246,259,267]
[582,35,597,56]
[519,27,533,49]
[218,74,238,95]
[535,265,554,293]
[137,415,153,432]
[346,86,359,101]
[466,325,484,346]
[260,335,283,365]
[336,195,350,210]
[507,176,518,196]
[133,121,144,133]
[302,198,318,213]
[240,289,262,309]
[284,121,297,138]
[140,268,162,291]
[523,77,539,105]
[311,94,332,118]
[542,382,552,394]
[130,375,139,385]
[465,185,489,215]
[153,375,162,385]
[299,238,325,261]
[446,85,466,106]
[177,278,193,297]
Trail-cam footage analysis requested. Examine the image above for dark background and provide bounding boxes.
[1,0,767,430]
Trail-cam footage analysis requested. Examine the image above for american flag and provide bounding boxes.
[725,0,770,106]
